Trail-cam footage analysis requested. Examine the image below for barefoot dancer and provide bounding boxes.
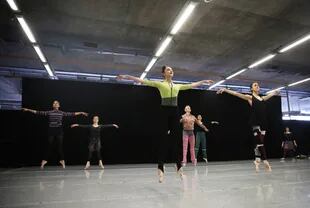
[217,82,279,171]
[22,100,88,169]
[71,115,119,169]
[118,65,213,182]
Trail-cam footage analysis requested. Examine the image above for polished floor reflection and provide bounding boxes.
[0,159,310,208]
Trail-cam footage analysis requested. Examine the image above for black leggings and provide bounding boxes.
[158,106,182,172]
[254,146,267,161]
[253,127,267,161]
[88,139,102,161]
[44,134,64,161]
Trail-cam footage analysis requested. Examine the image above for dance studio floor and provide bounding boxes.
[0,159,310,208]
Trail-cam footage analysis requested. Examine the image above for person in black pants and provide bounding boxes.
[71,115,119,169]
[217,82,279,172]
[118,66,213,183]
[22,100,88,169]
[194,115,209,163]
[281,127,298,161]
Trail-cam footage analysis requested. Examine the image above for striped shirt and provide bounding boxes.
[36,110,75,128]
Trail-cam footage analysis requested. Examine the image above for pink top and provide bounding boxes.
[181,114,197,130]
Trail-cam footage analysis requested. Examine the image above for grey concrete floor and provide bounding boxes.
[0,159,310,208]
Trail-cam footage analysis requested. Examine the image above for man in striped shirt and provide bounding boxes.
[22,100,88,169]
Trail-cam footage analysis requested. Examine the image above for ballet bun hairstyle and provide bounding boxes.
[161,65,167,74]
[249,82,255,93]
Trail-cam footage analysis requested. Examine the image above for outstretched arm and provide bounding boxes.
[117,75,160,88]
[262,90,280,101]
[71,124,90,128]
[74,112,88,116]
[62,111,88,117]
[178,80,214,91]
[117,75,145,84]
[22,108,50,115]
[22,108,37,114]
[190,80,214,88]
[217,88,252,102]
[100,124,119,128]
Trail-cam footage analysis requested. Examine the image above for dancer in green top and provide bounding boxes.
[142,79,192,106]
[118,65,213,183]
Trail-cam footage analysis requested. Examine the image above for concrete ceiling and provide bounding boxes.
[0,0,310,91]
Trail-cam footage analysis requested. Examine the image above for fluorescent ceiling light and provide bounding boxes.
[145,57,158,72]
[155,36,173,57]
[43,64,55,77]
[279,34,310,53]
[266,86,285,94]
[288,78,310,87]
[209,80,225,90]
[33,45,47,63]
[140,72,147,80]
[139,1,197,78]
[225,68,248,80]
[170,2,198,35]
[6,0,19,11]
[16,17,36,43]
[248,54,276,69]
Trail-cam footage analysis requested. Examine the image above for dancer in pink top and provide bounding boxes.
[180,105,208,166]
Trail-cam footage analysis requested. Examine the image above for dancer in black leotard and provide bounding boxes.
[22,100,88,169]
[217,82,279,171]
[71,115,119,169]
[118,66,213,183]
[281,127,298,161]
